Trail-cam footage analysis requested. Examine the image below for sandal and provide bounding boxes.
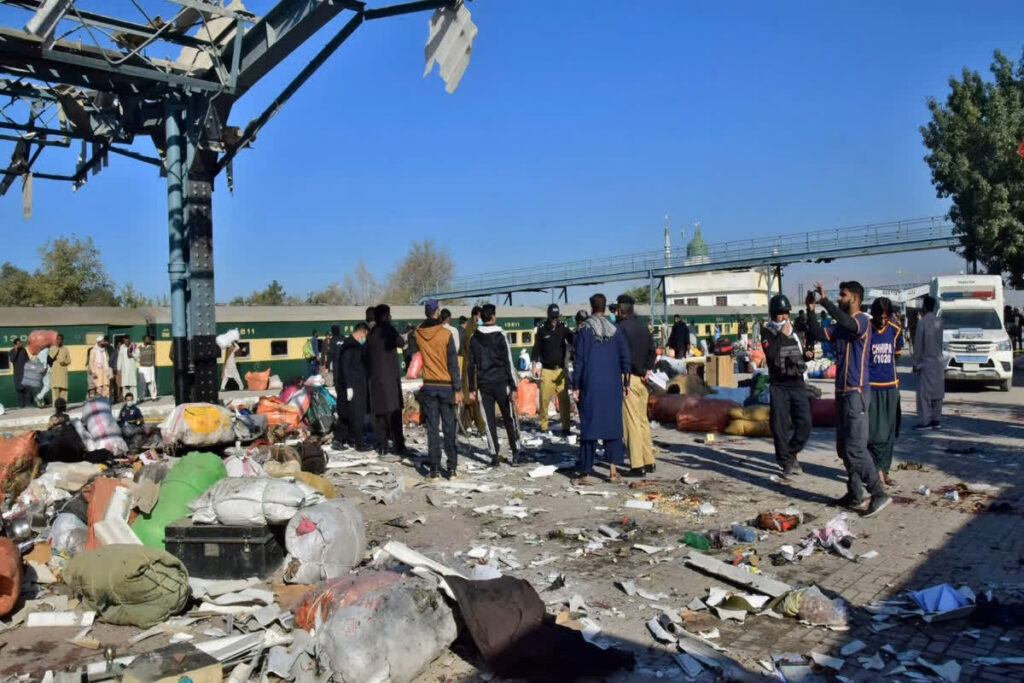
[571,476,595,486]
[608,473,623,484]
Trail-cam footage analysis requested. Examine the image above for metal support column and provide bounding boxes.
[775,265,783,295]
[165,102,189,404]
[648,272,656,326]
[184,98,219,403]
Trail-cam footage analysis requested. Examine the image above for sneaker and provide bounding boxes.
[930,422,941,430]
[330,440,347,451]
[644,464,657,474]
[862,494,892,518]
[912,423,931,431]
[425,469,440,482]
[446,470,459,481]
[831,493,867,511]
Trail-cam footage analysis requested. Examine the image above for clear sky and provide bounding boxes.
[1,1,1021,303]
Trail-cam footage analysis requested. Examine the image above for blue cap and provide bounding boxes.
[424,298,439,314]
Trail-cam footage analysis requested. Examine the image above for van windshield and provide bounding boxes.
[939,309,1003,330]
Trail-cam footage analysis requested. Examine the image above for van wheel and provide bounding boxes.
[999,380,1010,392]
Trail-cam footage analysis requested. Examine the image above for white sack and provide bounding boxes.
[284,499,366,584]
[189,477,324,526]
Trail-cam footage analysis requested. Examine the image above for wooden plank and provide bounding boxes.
[683,551,792,598]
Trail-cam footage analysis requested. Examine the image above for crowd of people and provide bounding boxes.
[7,333,159,410]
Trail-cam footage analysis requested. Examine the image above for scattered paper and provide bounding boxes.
[810,651,844,670]
[625,500,655,510]
[528,465,557,478]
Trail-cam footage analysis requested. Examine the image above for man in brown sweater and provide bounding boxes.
[415,299,463,481]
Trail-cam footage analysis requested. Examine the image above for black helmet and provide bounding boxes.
[769,294,791,318]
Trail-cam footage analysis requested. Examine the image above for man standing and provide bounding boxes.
[738,317,749,349]
[89,336,112,399]
[441,308,460,354]
[220,341,243,391]
[468,304,520,467]
[459,305,487,434]
[570,293,631,486]
[136,335,158,400]
[531,304,573,435]
[667,314,690,359]
[118,335,138,403]
[913,294,944,430]
[414,299,463,481]
[9,339,30,408]
[807,281,890,517]
[49,334,72,403]
[868,297,903,485]
[304,331,321,378]
[333,323,371,451]
[616,295,656,477]
[762,293,817,479]
[366,304,406,455]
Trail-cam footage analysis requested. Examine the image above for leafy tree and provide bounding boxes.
[618,285,664,305]
[34,235,117,305]
[233,280,299,306]
[119,282,155,308]
[0,263,34,306]
[921,49,1024,284]
[306,283,350,306]
[382,239,455,304]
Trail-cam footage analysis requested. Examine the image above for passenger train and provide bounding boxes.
[0,303,766,407]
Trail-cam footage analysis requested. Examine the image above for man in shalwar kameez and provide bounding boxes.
[570,293,631,486]
[913,295,945,430]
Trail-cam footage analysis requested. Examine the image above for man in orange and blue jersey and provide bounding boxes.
[807,281,891,518]
[867,298,903,486]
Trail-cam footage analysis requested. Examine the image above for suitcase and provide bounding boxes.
[164,517,285,579]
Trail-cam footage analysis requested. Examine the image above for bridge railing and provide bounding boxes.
[434,216,952,297]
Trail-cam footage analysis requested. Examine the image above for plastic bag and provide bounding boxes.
[724,419,771,437]
[516,378,538,416]
[780,585,847,627]
[79,398,128,456]
[245,368,270,391]
[306,389,335,435]
[256,396,302,431]
[160,403,235,447]
[405,352,423,379]
[232,411,267,442]
[284,499,366,584]
[0,431,40,504]
[215,328,240,350]
[131,451,227,548]
[20,358,45,389]
[26,330,58,355]
[223,453,266,478]
[48,512,88,557]
[317,576,457,683]
[294,571,403,631]
[189,477,324,526]
[0,537,22,617]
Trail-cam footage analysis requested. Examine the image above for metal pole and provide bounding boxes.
[165,101,189,404]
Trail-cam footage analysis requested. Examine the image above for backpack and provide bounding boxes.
[306,389,335,435]
[21,358,45,389]
[299,437,326,474]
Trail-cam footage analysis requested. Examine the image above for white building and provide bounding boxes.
[663,226,769,307]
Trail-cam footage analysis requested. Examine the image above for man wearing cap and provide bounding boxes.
[88,336,112,399]
[615,295,657,476]
[531,303,574,435]
[415,299,463,481]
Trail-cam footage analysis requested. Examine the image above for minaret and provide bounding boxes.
[663,213,671,265]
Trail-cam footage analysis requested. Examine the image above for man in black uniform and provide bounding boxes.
[616,295,657,476]
[531,304,574,434]
[668,314,690,359]
[761,293,819,479]
[467,304,521,466]
[333,323,371,451]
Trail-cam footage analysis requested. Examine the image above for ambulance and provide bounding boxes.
[929,275,1013,391]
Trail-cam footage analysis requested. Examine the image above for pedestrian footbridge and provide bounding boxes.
[425,216,955,303]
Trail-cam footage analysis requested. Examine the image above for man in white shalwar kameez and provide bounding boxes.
[913,295,945,430]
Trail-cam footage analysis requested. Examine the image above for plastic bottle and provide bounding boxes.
[731,523,757,543]
[681,531,711,551]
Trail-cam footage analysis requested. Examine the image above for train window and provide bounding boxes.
[521,332,532,345]
[0,351,8,371]
[705,325,712,335]
[270,340,288,356]
[716,296,728,306]
[507,332,519,344]
[235,342,251,358]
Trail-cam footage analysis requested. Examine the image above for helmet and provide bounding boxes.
[769,294,791,318]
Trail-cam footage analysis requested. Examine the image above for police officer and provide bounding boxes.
[761,293,819,479]
[531,304,574,435]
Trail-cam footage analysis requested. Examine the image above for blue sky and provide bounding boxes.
[1,1,1021,303]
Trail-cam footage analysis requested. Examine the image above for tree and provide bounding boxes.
[618,285,664,305]
[34,235,118,306]
[242,280,289,306]
[119,282,155,308]
[921,49,1024,284]
[343,259,383,305]
[0,263,34,306]
[382,240,455,304]
[306,283,350,306]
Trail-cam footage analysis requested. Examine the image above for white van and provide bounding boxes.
[929,275,1013,391]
